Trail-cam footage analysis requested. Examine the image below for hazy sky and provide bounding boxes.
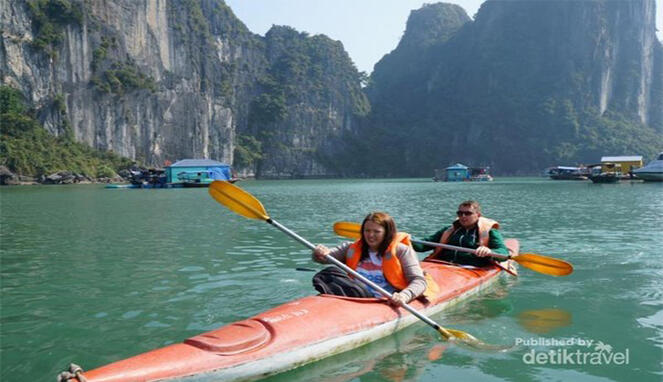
[225,0,663,74]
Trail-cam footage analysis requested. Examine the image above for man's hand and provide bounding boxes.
[475,246,492,257]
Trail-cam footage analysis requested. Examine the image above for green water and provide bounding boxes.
[1,178,661,381]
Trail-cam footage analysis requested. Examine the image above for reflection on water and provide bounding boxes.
[517,308,573,334]
[264,323,446,382]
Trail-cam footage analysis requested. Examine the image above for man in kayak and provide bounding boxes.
[312,212,435,305]
[413,200,509,267]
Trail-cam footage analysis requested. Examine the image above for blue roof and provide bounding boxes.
[169,159,229,167]
[446,163,468,170]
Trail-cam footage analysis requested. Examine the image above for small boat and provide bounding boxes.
[588,165,621,184]
[632,152,663,181]
[104,183,139,189]
[589,173,620,183]
[64,240,519,382]
[469,167,494,182]
[546,166,588,180]
[470,173,494,182]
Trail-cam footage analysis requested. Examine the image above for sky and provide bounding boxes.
[225,0,663,74]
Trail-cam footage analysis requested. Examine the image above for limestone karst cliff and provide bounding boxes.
[361,0,663,175]
[1,0,367,178]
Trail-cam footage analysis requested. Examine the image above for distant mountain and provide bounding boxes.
[358,0,663,176]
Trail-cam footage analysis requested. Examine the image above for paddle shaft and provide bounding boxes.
[413,239,511,260]
[413,239,520,276]
[267,218,453,338]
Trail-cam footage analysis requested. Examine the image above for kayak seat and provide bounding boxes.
[184,319,271,355]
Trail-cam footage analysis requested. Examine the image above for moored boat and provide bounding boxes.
[589,173,620,183]
[63,240,519,382]
[632,152,663,181]
[104,183,139,189]
[588,166,621,183]
[546,166,588,180]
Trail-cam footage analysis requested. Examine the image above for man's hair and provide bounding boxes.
[458,200,481,214]
[360,211,397,260]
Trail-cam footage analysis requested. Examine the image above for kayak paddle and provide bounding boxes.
[208,181,507,350]
[333,221,573,277]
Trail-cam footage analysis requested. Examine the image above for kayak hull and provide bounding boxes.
[75,240,519,382]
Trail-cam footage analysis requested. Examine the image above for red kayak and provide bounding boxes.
[64,240,519,382]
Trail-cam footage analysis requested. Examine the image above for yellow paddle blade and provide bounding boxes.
[209,181,269,221]
[514,253,573,277]
[444,328,514,351]
[333,221,362,239]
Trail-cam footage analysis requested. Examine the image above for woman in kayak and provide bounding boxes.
[312,212,430,305]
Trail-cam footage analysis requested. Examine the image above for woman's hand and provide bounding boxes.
[389,291,408,306]
[475,246,492,257]
[312,244,330,262]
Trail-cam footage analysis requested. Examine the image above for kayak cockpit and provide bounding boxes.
[185,319,271,355]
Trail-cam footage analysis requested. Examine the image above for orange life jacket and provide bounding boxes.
[432,216,499,258]
[346,232,438,299]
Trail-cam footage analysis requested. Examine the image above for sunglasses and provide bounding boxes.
[456,210,475,217]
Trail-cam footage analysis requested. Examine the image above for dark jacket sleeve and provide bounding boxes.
[488,229,509,257]
[412,227,449,252]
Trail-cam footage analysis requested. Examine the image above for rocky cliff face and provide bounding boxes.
[4,0,240,165]
[363,0,663,175]
[469,0,660,127]
[1,0,366,177]
[249,26,368,178]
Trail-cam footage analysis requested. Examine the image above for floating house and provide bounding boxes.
[600,156,643,175]
[444,163,470,182]
[433,163,493,182]
[166,159,234,187]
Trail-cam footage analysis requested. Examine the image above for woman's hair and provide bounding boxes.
[360,212,397,260]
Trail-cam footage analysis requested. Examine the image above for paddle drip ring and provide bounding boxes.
[56,363,87,382]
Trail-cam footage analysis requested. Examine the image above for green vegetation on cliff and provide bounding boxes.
[89,36,156,95]
[0,86,132,178]
[27,0,83,57]
[252,26,369,123]
[233,135,263,168]
[91,60,157,95]
[243,26,369,176]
